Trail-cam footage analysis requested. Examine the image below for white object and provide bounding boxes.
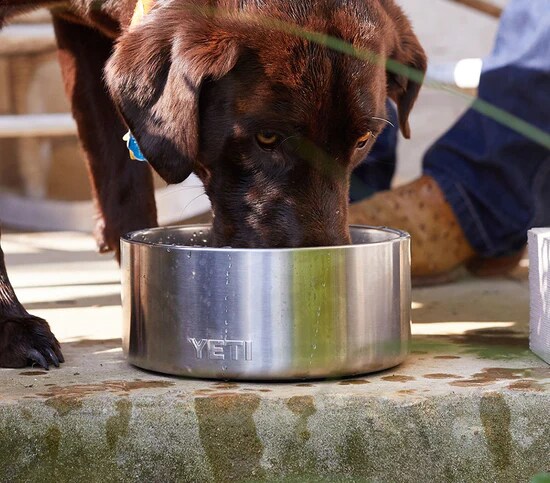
[0,114,77,138]
[427,58,483,89]
[453,58,483,89]
[528,228,550,364]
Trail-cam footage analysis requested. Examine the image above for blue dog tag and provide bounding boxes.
[123,131,148,162]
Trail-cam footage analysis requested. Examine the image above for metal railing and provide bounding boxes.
[0,113,76,138]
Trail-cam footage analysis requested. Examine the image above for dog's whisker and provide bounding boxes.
[279,134,301,148]
[181,192,208,216]
[371,117,395,128]
[156,186,206,199]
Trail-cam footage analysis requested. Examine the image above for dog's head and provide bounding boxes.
[105,0,426,247]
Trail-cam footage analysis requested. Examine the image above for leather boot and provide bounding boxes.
[348,175,523,284]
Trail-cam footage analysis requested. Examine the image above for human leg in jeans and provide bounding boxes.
[350,0,550,282]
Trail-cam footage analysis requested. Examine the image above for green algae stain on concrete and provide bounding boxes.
[45,395,83,416]
[531,473,550,483]
[411,337,460,355]
[272,396,320,479]
[106,399,132,450]
[287,396,316,443]
[195,393,265,481]
[44,425,62,471]
[447,330,530,360]
[20,408,33,421]
[337,426,375,480]
[412,333,532,361]
[0,421,23,480]
[480,393,513,472]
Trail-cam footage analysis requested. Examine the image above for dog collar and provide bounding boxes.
[123,0,155,163]
[130,0,155,28]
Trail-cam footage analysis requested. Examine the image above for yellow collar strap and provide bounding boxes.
[130,0,155,28]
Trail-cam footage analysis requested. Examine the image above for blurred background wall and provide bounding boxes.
[0,10,88,201]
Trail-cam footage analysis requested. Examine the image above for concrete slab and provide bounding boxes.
[1,231,549,482]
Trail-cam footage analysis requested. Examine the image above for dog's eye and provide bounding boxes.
[356,132,373,150]
[256,131,279,149]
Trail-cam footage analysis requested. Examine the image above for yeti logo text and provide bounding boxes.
[188,338,252,361]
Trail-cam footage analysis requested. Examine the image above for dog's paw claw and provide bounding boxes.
[0,314,64,369]
[45,347,60,368]
[28,348,50,370]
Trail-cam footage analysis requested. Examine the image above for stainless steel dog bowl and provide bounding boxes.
[121,225,411,380]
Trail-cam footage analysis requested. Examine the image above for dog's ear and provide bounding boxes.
[105,4,240,184]
[383,5,427,139]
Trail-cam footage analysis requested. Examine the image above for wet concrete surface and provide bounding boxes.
[1,230,548,482]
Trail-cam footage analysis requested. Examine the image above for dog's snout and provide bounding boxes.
[261,225,352,249]
[275,204,351,248]
[211,212,351,249]
[298,229,352,248]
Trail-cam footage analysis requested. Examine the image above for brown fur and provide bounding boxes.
[0,0,426,368]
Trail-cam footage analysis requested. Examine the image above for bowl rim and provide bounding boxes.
[121,224,410,253]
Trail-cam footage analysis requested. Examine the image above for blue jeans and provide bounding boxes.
[354,0,550,258]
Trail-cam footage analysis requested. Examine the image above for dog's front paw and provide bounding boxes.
[0,314,64,369]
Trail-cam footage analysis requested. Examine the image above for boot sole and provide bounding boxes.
[411,248,525,287]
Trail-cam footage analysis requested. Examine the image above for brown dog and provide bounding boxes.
[0,0,426,368]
